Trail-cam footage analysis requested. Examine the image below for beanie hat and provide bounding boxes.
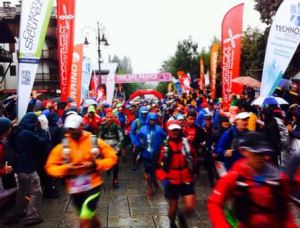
[0,117,11,135]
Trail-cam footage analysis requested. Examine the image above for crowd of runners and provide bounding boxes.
[0,87,300,227]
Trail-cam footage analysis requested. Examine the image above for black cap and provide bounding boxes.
[238,132,274,153]
[0,117,11,135]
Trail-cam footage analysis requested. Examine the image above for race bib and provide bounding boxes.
[68,175,93,194]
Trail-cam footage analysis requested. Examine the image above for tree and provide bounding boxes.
[240,27,265,80]
[156,82,169,95]
[254,0,283,26]
[160,37,199,78]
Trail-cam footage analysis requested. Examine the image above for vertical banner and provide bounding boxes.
[70,44,83,107]
[104,63,118,105]
[200,58,205,93]
[90,70,98,98]
[221,3,244,110]
[177,71,191,94]
[210,43,219,100]
[81,57,92,101]
[17,0,54,121]
[57,0,76,102]
[261,0,300,96]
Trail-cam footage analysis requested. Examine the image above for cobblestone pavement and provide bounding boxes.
[1,157,300,228]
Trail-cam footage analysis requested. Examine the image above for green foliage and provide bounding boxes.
[160,37,199,78]
[240,27,265,80]
[254,0,283,26]
[156,82,169,94]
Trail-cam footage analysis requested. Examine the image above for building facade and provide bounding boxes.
[0,1,59,97]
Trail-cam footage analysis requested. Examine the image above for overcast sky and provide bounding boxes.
[6,0,266,74]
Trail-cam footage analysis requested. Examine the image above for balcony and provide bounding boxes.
[0,48,12,62]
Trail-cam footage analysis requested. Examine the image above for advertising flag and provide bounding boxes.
[177,71,191,94]
[17,0,54,120]
[200,58,205,93]
[57,0,76,102]
[210,43,219,100]
[90,70,98,98]
[221,3,244,110]
[102,63,118,105]
[261,0,300,96]
[70,44,83,107]
[81,57,92,100]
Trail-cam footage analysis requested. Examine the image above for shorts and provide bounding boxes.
[71,186,101,219]
[164,183,195,200]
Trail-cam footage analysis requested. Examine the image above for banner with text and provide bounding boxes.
[17,0,54,120]
[100,72,172,84]
[102,63,118,105]
[70,44,83,107]
[261,0,300,96]
[210,43,219,100]
[221,3,244,110]
[57,0,76,102]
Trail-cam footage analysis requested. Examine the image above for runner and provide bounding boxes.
[156,120,197,228]
[45,113,117,228]
[207,131,297,228]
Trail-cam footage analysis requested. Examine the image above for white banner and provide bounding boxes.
[81,57,92,100]
[102,63,118,105]
[17,0,54,120]
[261,0,300,96]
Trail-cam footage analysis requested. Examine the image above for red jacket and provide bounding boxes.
[207,159,297,228]
[83,114,103,134]
[156,137,196,185]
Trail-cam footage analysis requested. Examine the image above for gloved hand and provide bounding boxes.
[162,179,170,188]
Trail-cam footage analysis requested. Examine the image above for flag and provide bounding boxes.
[221,3,244,110]
[200,58,205,93]
[210,43,219,100]
[81,57,92,100]
[17,0,54,120]
[70,44,83,107]
[57,0,76,102]
[260,0,300,96]
[177,71,191,94]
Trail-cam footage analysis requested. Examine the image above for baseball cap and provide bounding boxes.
[0,117,11,135]
[167,120,181,130]
[64,114,83,129]
[87,105,96,113]
[234,112,250,121]
[239,132,274,153]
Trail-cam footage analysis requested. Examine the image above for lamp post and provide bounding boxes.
[82,22,109,88]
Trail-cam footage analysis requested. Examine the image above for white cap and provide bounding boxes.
[234,112,250,121]
[64,114,83,129]
[168,123,181,130]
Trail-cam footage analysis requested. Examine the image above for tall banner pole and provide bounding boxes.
[70,44,83,108]
[221,3,244,110]
[200,57,206,93]
[210,43,219,100]
[57,0,76,102]
[260,0,300,96]
[17,0,54,121]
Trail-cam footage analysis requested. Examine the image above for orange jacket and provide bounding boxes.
[45,131,117,192]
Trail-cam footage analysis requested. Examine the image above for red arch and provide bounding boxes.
[129,89,163,100]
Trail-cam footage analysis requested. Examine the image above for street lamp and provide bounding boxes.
[82,22,109,88]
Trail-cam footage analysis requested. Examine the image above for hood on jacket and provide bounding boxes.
[138,106,149,125]
[19,112,38,130]
[147,112,158,125]
[47,112,59,127]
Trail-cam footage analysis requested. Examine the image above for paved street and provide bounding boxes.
[0,156,211,228]
[1,157,300,228]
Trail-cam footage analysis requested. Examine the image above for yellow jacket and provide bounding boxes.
[45,131,117,192]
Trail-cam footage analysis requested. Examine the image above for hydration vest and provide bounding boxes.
[61,134,100,164]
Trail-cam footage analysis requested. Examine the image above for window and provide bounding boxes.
[10,65,16,76]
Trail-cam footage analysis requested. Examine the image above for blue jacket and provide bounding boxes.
[14,112,49,173]
[129,106,148,146]
[216,126,245,170]
[136,113,166,159]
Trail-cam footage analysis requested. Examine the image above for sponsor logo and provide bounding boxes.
[290,3,300,26]
[223,29,242,48]
[22,0,43,50]
[70,51,81,98]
